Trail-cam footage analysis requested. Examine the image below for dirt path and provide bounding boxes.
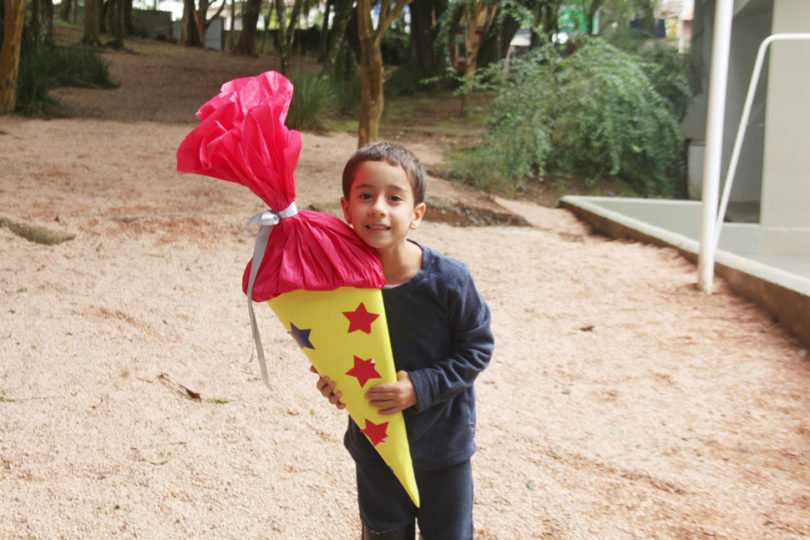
[1,39,809,538]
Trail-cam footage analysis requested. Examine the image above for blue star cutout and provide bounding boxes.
[288,322,314,350]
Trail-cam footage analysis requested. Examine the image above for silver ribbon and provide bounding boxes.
[243,201,298,388]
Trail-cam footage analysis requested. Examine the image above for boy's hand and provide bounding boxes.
[310,365,345,410]
[365,371,417,415]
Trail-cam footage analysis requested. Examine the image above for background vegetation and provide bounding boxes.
[451,37,691,197]
[1,0,693,201]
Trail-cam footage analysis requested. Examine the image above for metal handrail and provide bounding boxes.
[714,33,810,250]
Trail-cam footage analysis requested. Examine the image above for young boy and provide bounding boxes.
[313,141,494,540]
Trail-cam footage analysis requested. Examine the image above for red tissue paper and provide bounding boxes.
[176,71,384,301]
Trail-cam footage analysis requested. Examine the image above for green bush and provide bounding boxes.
[453,38,688,197]
[385,63,420,98]
[16,32,115,116]
[634,42,693,122]
[332,72,362,116]
[286,71,337,132]
[551,39,684,196]
[450,48,555,192]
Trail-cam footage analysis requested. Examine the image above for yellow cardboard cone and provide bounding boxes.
[268,287,420,507]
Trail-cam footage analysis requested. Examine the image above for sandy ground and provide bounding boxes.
[1,41,810,539]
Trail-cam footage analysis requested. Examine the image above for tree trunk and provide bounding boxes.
[321,0,352,79]
[274,0,289,73]
[357,34,383,146]
[274,0,302,75]
[199,0,226,37]
[100,0,109,33]
[318,0,333,62]
[458,0,496,115]
[1,0,26,113]
[227,0,237,51]
[109,0,125,48]
[29,0,54,43]
[124,0,133,35]
[536,0,560,45]
[357,0,379,146]
[234,0,261,55]
[180,0,202,46]
[198,0,210,38]
[408,0,435,76]
[356,0,412,146]
[59,0,72,22]
[499,14,519,57]
[586,0,602,35]
[82,0,101,46]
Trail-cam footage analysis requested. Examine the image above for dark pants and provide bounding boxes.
[356,458,474,540]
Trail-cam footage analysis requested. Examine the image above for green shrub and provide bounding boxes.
[385,63,420,98]
[450,47,556,192]
[634,42,693,122]
[551,39,683,196]
[454,37,688,197]
[332,72,362,116]
[16,32,115,116]
[286,71,337,132]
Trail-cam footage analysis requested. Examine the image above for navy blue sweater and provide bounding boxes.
[344,243,494,471]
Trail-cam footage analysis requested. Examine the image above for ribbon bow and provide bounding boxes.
[243,202,298,387]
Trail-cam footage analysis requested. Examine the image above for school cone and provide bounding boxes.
[268,287,419,507]
[176,70,420,508]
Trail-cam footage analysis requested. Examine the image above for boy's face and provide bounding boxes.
[341,160,426,253]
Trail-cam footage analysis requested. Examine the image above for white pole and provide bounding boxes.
[698,0,734,294]
[714,33,810,250]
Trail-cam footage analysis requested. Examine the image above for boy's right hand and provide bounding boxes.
[310,365,345,410]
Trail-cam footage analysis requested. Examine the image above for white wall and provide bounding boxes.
[681,0,772,204]
[723,1,771,203]
[760,0,810,238]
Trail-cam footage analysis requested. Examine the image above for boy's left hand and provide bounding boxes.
[365,371,417,415]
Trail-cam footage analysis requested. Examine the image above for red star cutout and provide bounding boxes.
[343,302,379,334]
[346,356,382,387]
[360,419,389,446]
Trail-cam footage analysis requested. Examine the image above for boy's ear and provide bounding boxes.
[340,196,351,224]
[410,202,427,230]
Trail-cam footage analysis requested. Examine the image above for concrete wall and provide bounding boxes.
[681,0,773,205]
[760,0,810,238]
[132,9,173,40]
[726,0,772,203]
[171,18,225,50]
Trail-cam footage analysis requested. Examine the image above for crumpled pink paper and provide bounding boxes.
[176,71,384,301]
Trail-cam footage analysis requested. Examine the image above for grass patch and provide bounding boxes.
[286,71,337,132]
[17,31,116,117]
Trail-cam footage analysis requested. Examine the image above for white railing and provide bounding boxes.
[715,33,810,249]
[699,29,810,293]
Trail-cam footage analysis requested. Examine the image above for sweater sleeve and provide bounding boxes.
[407,269,494,412]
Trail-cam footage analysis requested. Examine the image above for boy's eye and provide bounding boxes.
[389,195,402,202]
[358,193,373,200]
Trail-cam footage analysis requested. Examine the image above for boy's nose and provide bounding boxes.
[370,197,386,215]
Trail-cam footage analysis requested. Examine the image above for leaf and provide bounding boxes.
[157,373,201,402]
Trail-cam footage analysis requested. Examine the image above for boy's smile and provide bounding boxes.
[341,160,426,283]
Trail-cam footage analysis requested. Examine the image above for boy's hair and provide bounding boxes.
[342,141,427,205]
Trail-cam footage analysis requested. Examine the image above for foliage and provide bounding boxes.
[330,72,362,116]
[286,70,337,131]
[453,37,688,197]
[385,63,421,97]
[15,32,115,117]
[381,24,410,66]
[632,41,693,122]
[449,49,555,191]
